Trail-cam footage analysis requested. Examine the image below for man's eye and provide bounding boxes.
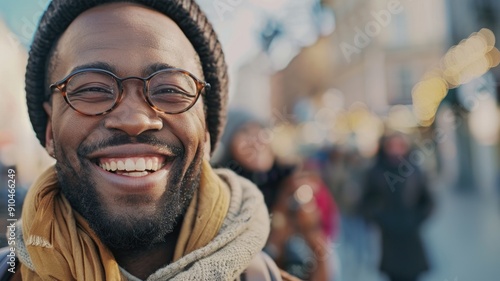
[150,85,196,102]
[74,86,113,93]
[154,88,181,95]
[68,87,115,102]
[150,85,194,96]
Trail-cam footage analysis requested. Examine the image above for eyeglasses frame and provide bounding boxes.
[49,67,211,116]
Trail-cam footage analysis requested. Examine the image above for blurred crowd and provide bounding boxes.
[209,109,435,281]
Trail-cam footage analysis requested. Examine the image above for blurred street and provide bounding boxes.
[422,186,500,281]
[336,182,500,281]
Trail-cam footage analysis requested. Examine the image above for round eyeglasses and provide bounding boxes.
[49,68,210,116]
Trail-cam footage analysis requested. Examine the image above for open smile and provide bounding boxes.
[86,144,180,193]
[97,156,167,177]
[88,143,179,176]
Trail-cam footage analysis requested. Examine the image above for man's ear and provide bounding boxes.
[43,102,55,158]
[204,130,211,161]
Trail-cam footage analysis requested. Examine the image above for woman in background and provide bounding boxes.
[212,110,338,281]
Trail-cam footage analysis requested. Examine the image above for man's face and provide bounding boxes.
[43,3,208,250]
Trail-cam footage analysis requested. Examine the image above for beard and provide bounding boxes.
[54,132,202,252]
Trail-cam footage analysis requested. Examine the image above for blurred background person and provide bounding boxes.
[361,133,434,281]
[319,147,378,281]
[212,109,339,281]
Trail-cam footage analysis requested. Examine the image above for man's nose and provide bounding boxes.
[103,85,163,136]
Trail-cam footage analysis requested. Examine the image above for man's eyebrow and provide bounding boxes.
[70,62,117,73]
[70,62,181,77]
[143,63,176,76]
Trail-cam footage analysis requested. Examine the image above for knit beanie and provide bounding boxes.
[26,0,228,154]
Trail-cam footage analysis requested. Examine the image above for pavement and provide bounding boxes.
[421,186,500,281]
[335,184,500,281]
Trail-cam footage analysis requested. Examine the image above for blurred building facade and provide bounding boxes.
[0,19,53,187]
[263,0,449,160]
[276,0,448,108]
[229,0,500,194]
[259,0,500,191]
[443,0,500,192]
[187,0,500,193]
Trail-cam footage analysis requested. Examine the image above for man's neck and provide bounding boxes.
[113,226,181,280]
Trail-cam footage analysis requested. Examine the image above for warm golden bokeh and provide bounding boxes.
[412,28,500,126]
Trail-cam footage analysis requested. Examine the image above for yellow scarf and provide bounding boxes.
[20,160,230,280]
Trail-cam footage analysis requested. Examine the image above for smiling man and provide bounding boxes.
[0,0,293,280]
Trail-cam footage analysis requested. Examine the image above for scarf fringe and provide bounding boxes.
[25,235,53,248]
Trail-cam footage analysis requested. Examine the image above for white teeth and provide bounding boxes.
[125,159,135,171]
[117,171,148,177]
[152,158,158,171]
[110,161,117,171]
[100,157,164,174]
[137,158,146,171]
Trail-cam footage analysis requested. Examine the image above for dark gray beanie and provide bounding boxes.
[26,0,228,154]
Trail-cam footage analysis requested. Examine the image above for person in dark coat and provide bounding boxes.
[361,133,434,281]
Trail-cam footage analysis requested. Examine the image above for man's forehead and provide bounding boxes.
[74,2,175,26]
[62,2,190,50]
[51,2,202,77]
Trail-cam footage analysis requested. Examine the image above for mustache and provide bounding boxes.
[77,132,184,157]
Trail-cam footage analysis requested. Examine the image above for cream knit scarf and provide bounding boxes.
[15,164,270,280]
